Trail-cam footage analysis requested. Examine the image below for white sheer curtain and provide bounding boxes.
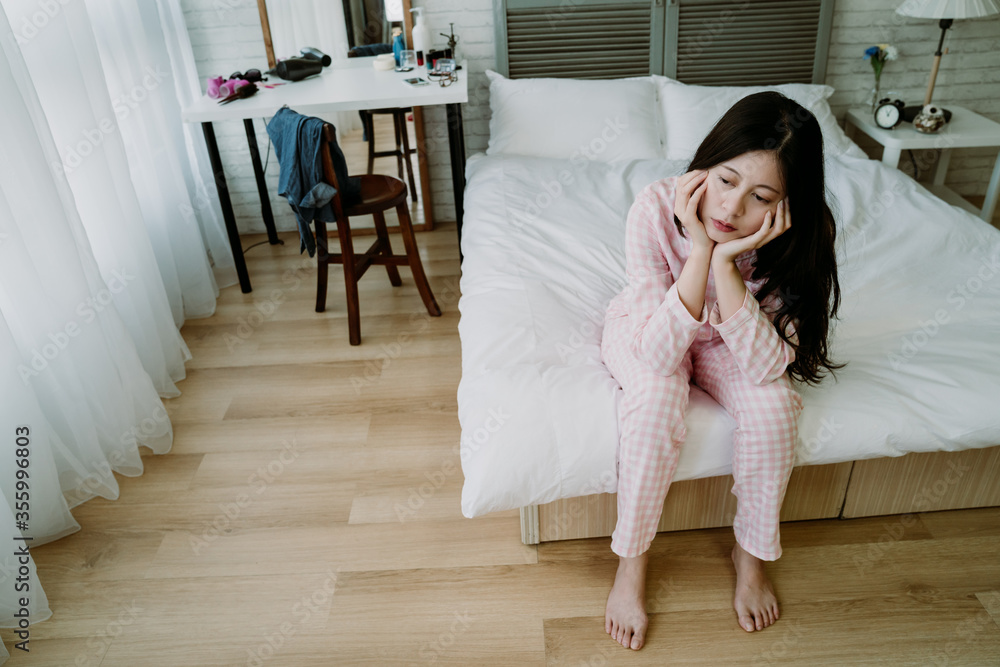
[268,0,363,136]
[2,0,240,397]
[0,0,229,660]
[153,0,240,292]
[3,0,187,397]
[82,0,227,324]
[0,14,172,657]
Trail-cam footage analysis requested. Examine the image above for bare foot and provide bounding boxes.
[605,553,648,650]
[731,542,780,632]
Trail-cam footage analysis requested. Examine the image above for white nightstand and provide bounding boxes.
[845,105,1000,223]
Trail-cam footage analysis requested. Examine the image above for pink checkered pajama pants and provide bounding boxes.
[601,313,803,561]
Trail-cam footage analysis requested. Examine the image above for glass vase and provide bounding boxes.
[867,74,882,113]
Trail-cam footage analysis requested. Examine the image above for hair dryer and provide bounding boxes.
[299,47,332,67]
[268,57,324,82]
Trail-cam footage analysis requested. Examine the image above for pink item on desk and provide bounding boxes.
[207,76,251,99]
[206,76,224,98]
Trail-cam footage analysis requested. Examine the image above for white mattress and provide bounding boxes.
[457,151,1000,518]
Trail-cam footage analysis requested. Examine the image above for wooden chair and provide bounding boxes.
[347,46,418,203]
[360,108,419,204]
[315,124,441,345]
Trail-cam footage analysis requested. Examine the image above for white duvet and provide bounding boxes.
[457,150,1000,518]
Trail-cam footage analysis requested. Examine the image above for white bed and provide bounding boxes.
[457,72,1000,522]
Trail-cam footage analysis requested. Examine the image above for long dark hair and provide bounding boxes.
[674,91,843,385]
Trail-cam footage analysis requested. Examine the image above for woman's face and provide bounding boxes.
[697,150,786,244]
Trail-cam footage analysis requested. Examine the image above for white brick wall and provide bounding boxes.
[826,0,1000,197]
[410,0,495,222]
[181,0,292,234]
[179,0,496,232]
[180,0,1000,233]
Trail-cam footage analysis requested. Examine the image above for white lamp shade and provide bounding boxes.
[896,0,1000,18]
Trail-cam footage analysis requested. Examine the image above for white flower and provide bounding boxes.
[883,45,899,61]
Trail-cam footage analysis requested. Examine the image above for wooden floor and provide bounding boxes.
[4,219,1000,665]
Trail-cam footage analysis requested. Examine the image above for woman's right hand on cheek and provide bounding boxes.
[675,170,715,252]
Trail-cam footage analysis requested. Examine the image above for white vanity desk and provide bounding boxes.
[181,57,469,293]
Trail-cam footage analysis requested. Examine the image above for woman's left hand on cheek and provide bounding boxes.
[714,197,791,265]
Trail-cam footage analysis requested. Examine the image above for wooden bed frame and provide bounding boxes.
[519,444,1000,545]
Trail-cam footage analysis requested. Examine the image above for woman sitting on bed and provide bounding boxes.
[601,91,841,650]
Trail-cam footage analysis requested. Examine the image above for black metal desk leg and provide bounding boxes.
[202,121,252,293]
[244,118,281,246]
[446,102,466,261]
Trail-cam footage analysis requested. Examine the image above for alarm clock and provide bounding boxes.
[874,98,906,130]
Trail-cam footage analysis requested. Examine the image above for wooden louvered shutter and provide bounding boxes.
[666,0,833,85]
[495,0,833,85]
[494,0,666,79]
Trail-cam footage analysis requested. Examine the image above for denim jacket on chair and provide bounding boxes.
[266,106,360,257]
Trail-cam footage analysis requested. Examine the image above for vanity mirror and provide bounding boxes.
[254,0,434,231]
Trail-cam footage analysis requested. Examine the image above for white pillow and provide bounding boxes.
[485,70,663,163]
[653,76,863,161]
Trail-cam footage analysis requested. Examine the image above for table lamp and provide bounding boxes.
[896,0,1000,123]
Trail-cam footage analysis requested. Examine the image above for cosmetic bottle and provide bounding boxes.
[410,8,429,67]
